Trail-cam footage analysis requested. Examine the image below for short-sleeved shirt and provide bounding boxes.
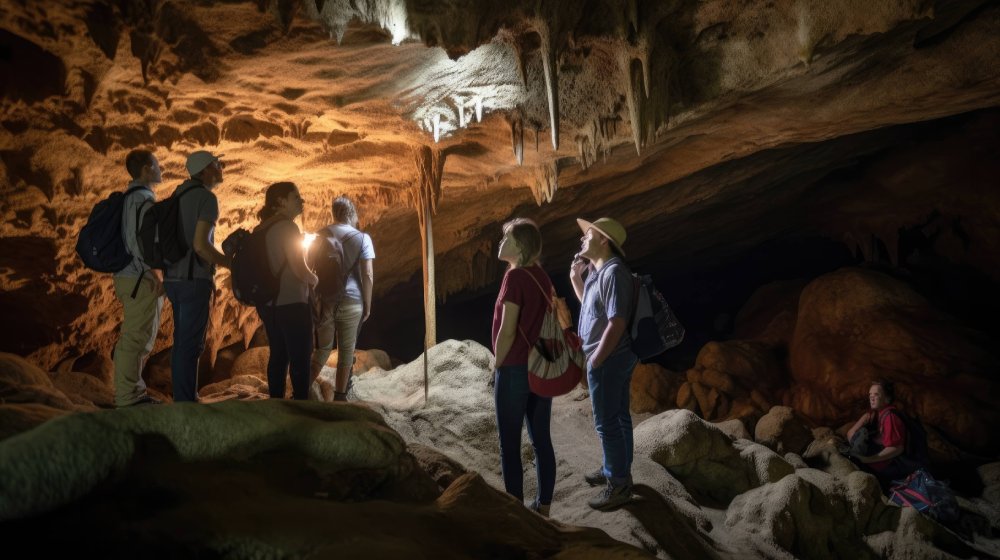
[263,218,309,306]
[579,257,634,358]
[871,405,907,471]
[492,265,552,367]
[320,223,374,304]
[164,179,219,281]
[114,181,154,279]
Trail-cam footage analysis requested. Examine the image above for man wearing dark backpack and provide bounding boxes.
[309,196,375,401]
[570,217,638,511]
[111,150,164,407]
[162,151,231,402]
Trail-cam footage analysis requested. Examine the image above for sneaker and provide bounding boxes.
[588,481,633,511]
[584,468,606,486]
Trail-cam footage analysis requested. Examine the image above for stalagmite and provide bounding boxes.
[412,145,446,402]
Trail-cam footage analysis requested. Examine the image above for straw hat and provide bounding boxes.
[576,217,626,257]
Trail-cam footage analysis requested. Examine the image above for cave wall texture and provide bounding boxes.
[2,0,999,448]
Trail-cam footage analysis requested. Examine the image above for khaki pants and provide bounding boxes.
[311,299,364,388]
[112,275,163,406]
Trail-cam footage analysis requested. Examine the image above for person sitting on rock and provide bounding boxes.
[846,379,915,489]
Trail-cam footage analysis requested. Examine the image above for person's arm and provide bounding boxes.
[847,411,874,441]
[360,259,373,322]
[859,445,903,463]
[193,220,231,268]
[284,229,318,287]
[589,317,628,369]
[570,258,587,302]
[493,301,521,367]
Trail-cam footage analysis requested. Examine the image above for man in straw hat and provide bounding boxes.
[570,217,639,510]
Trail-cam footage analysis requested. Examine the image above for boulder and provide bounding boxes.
[631,362,682,414]
[788,267,1000,454]
[634,409,794,505]
[755,405,813,455]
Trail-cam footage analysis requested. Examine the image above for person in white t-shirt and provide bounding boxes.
[309,196,375,401]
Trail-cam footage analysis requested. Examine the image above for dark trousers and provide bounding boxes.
[258,303,314,400]
[164,279,213,402]
[494,364,556,505]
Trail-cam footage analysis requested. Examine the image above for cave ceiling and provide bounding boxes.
[1,0,1000,367]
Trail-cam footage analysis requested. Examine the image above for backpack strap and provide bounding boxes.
[125,186,152,300]
[514,267,555,348]
[628,274,640,334]
[258,217,291,306]
[174,183,206,281]
[341,230,364,281]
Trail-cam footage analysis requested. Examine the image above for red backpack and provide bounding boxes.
[517,271,586,397]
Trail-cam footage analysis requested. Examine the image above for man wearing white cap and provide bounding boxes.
[570,217,638,510]
[162,150,231,402]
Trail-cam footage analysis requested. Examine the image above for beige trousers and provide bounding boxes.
[311,300,364,390]
[112,275,163,406]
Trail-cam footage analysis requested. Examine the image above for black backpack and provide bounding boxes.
[136,184,203,276]
[308,227,362,303]
[228,219,286,306]
[75,186,146,273]
[629,274,685,361]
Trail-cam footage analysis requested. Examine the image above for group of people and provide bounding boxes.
[110,149,921,516]
[490,220,926,515]
[111,149,373,407]
[491,216,639,513]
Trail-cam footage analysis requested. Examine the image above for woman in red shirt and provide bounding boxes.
[492,218,555,517]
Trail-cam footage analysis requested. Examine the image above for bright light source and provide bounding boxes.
[302,233,317,251]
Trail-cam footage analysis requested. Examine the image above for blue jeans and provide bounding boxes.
[164,279,214,402]
[494,365,556,505]
[258,303,313,400]
[588,350,639,486]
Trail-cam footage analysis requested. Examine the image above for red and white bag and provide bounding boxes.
[518,272,586,397]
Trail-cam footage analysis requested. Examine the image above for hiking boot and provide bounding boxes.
[120,394,162,407]
[588,481,633,511]
[584,468,607,487]
[529,500,551,518]
[584,469,632,487]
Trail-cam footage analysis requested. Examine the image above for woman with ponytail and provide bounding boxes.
[256,182,318,399]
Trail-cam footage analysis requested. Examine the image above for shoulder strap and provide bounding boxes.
[514,267,555,348]
[519,266,554,307]
[628,274,640,332]
[342,231,364,275]
[123,185,148,198]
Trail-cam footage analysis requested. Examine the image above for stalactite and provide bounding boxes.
[530,162,558,205]
[534,19,559,151]
[619,52,645,157]
[638,34,652,99]
[512,41,529,88]
[509,110,524,166]
[412,144,446,403]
